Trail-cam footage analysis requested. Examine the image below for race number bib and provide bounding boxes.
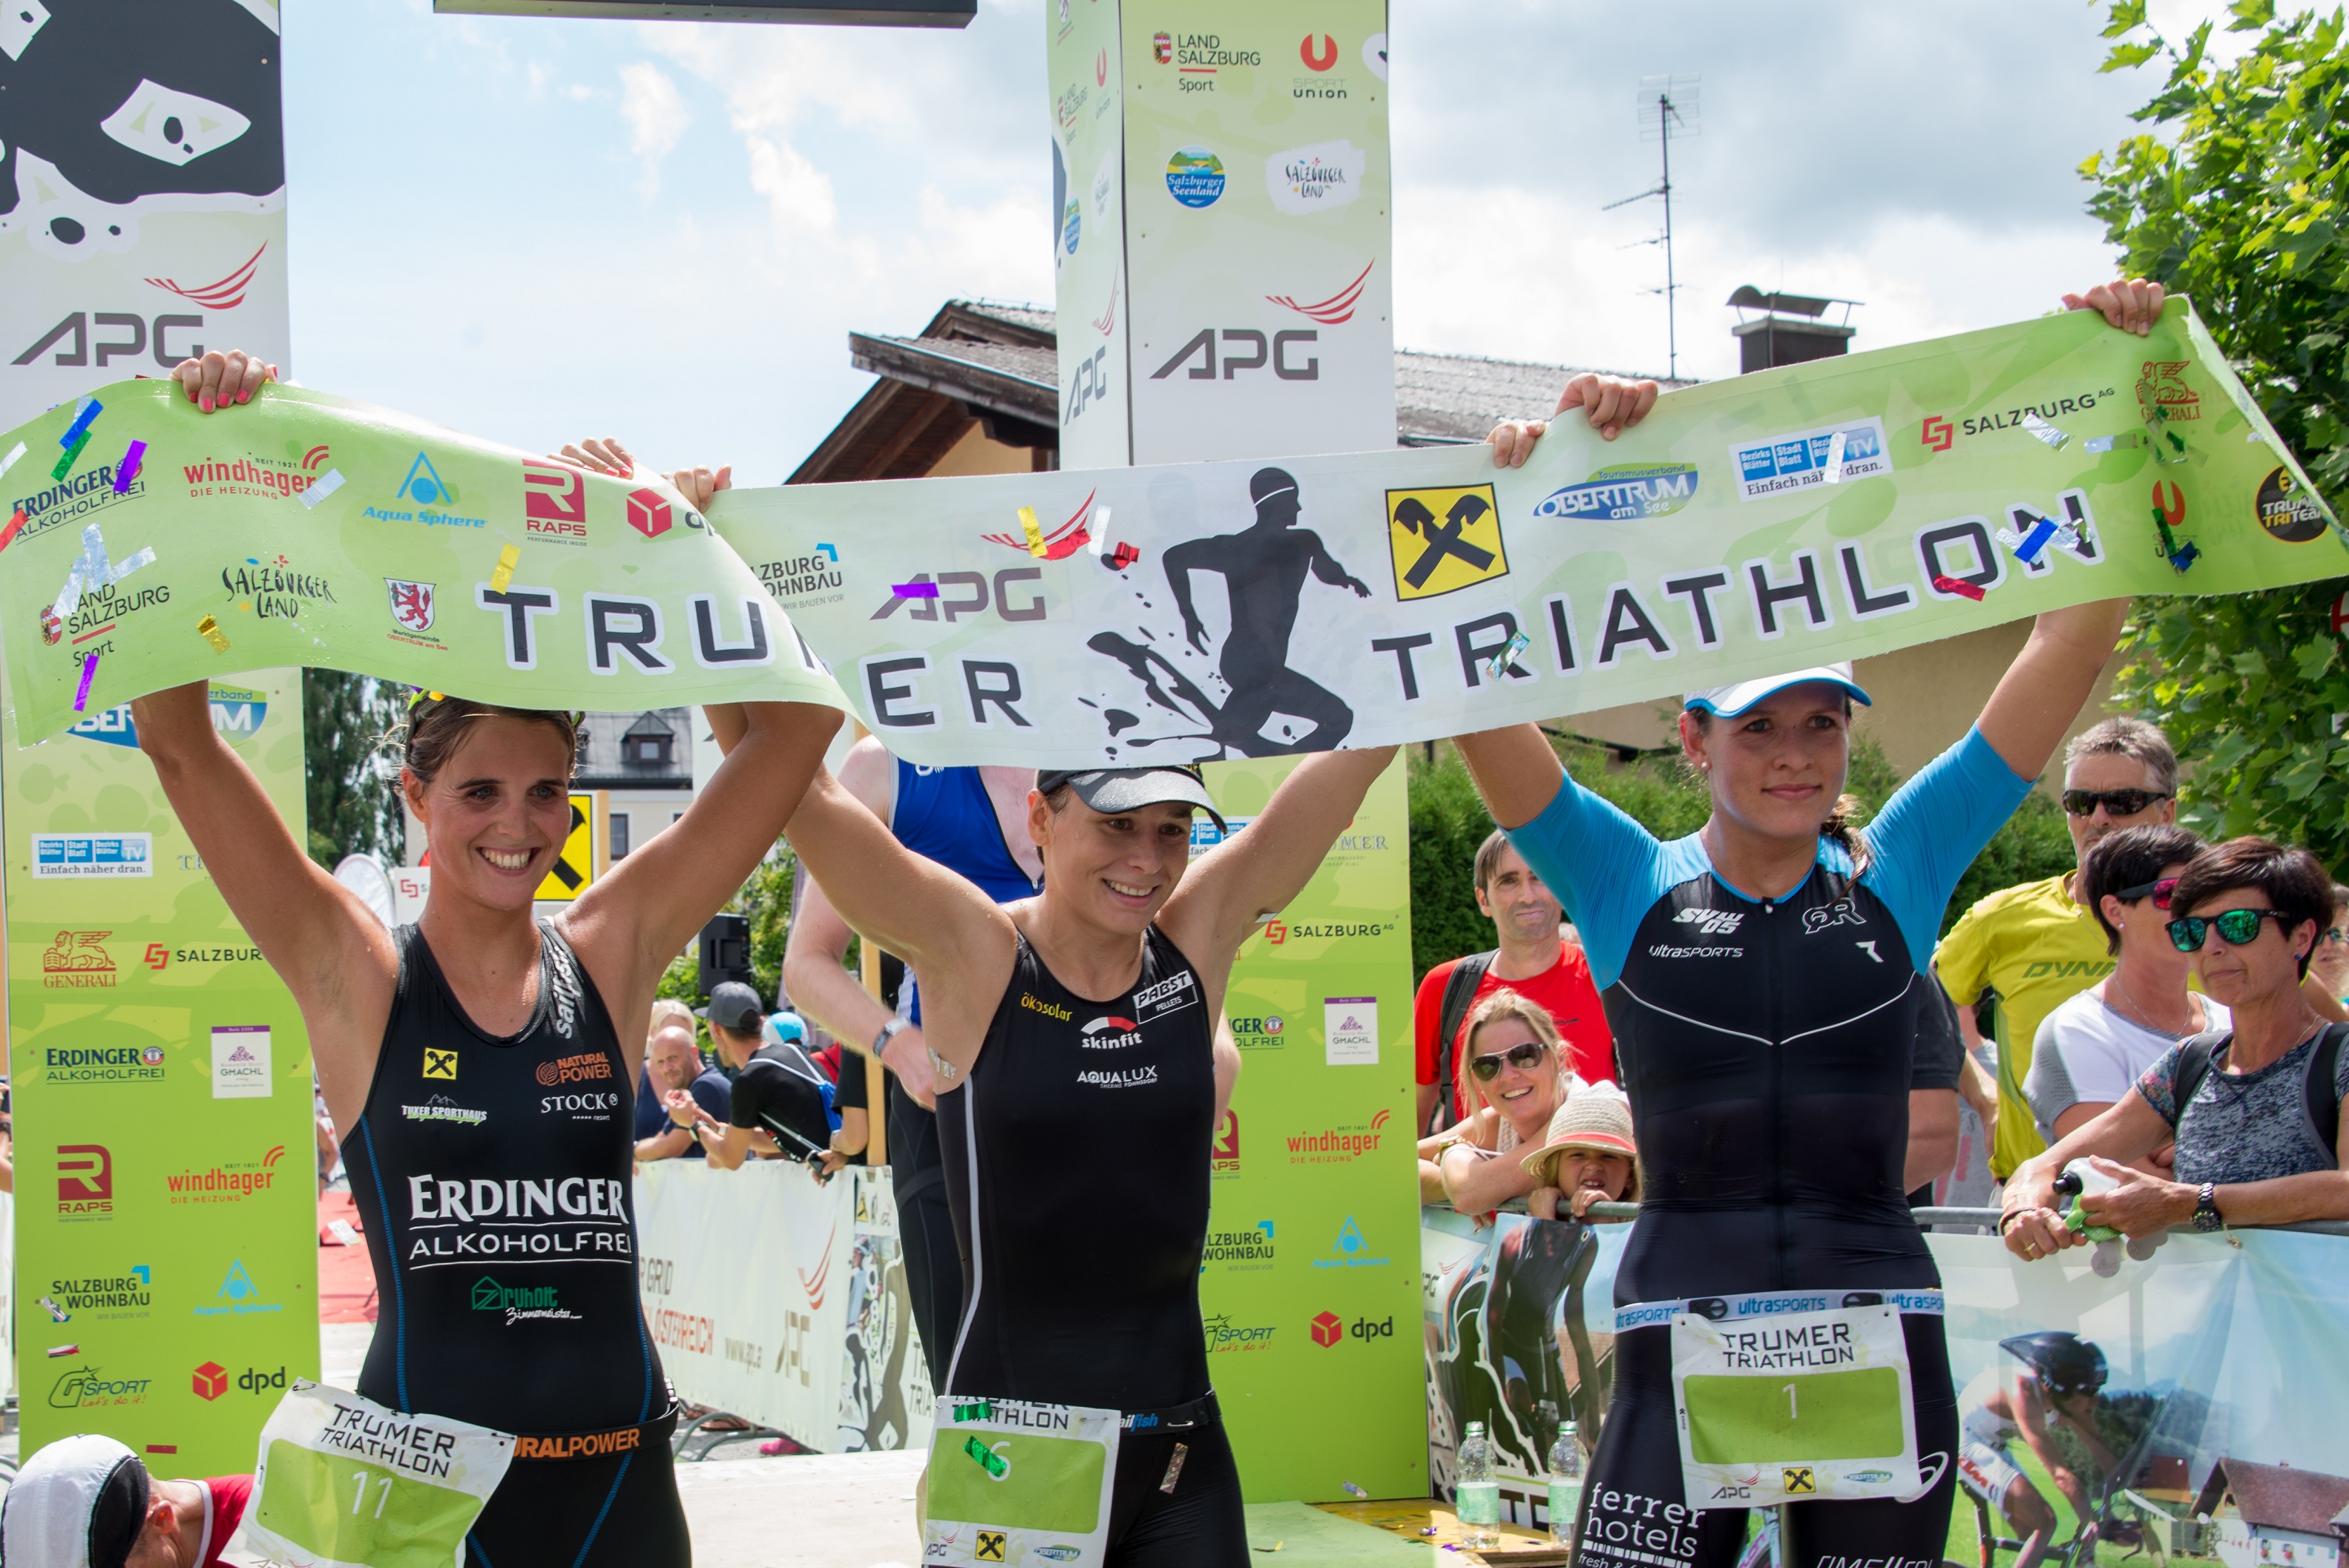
[1670,1304,1918,1509]
[921,1398,1121,1567]
[246,1382,515,1568]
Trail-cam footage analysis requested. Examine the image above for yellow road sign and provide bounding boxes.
[535,792,597,902]
[1384,483,1508,602]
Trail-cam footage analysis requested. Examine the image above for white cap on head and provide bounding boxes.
[1,1433,150,1568]
[1683,662,1870,719]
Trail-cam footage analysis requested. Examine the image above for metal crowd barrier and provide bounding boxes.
[1569,1200,2349,1238]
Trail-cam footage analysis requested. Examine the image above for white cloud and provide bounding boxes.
[618,62,690,200]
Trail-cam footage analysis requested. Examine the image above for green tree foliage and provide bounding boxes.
[654,848,799,1039]
[301,671,401,868]
[2082,1,2349,869]
[1405,731,2072,981]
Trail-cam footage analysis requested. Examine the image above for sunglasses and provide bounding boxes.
[1468,1041,1548,1081]
[2166,909,2299,952]
[2063,788,2172,817]
[2114,877,2181,910]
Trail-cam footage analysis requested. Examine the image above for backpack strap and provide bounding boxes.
[2167,1030,2227,1130]
[2305,1023,2349,1163]
[1433,951,1497,1132]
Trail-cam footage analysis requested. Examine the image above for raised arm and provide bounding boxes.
[1162,538,1215,652]
[1455,725,1567,831]
[132,680,394,1127]
[1160,746,1398,981]
[1974,601,2132,780]
[1306,533,1372,597]
[562,702,841,1002]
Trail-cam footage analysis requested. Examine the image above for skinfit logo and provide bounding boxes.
[1080,1015,1145,1050]
[1675,907,1745,936]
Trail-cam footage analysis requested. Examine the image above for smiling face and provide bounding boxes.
[1681,682,1851,845]
[1476,843,1563,946]
[2182,885,2318,1010]
[1466,1016,1559,1130]
[402,714,574,916]
[1031,791,1196,936]
[1557,1146,1633,1201]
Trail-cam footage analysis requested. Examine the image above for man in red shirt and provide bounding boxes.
[0,1433,252,1568]
[1415,829,1614,1131]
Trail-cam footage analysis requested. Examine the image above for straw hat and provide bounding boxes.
[1520,1083,1635,1187]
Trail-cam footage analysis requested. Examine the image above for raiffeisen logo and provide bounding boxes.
[1080,1015,1145,1051]
[1287,1108,1390,1165]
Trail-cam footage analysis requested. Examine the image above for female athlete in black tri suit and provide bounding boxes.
[139,348,842,1568]
[725,708,1394,1567]
[1459,280,2164,1568]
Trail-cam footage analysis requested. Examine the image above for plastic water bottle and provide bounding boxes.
[1456,1421,1500,1549]
[1548,1420,1583,1546]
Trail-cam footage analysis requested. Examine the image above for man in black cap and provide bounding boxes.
[1162,465,1372,755]
[691,980,834,1171]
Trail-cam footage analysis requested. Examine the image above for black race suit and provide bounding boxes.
[937,927,1246,1567]
[1508,727,2032,1568]
[348,924,687,1568]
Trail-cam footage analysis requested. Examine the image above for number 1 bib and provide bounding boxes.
[921,1398,1122,1567]
[246,1382,516,1568]
[1670,1303,1919,1509]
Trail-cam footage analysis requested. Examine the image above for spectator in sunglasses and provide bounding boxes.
[2002,837,2349,1258]
[1418,992,1588,1216]
[1936,717,2178,1185]
[2312,884,2349,1006]
[2021,826,2212,1167]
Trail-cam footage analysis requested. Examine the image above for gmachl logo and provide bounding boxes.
[1080,1015,1145,1050]
[385,579,435,633]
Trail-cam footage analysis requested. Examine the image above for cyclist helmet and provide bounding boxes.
[1998,1331,2109,1395]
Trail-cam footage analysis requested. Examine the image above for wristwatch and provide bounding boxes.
[2190,1182,2224,1233]
[871,1018,907,1057]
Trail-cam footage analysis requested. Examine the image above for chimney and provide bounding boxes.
[1728,286,1859,374]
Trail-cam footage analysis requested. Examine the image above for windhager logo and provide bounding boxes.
[1287,1109,1389,1165]
[165,1145,284,1205]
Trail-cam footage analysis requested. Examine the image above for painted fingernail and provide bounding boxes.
[200,395,213,412]
[237,389,251,403]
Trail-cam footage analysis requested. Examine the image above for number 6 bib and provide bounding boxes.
[246,1382,516,1568]
[1670,1302,1919,1509]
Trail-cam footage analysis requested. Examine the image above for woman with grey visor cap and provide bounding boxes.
[707,725,1394,1567]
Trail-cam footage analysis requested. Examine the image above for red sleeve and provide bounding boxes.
[204,1477,254,1567]
[1550,943,1616,1086]
[1413,963,1457,1087]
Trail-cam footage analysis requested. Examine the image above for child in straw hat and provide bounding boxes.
[1522,1082,1639,1222]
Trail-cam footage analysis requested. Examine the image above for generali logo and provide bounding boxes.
[42,930,116,989]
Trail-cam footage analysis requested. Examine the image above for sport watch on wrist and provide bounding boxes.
[2191,1182,2224,1233]
[871,1018,907,1057]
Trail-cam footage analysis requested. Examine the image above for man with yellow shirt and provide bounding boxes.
[1936,719,2177,1182]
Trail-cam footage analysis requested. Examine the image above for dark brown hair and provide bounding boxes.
[2172,837,2336,978]
[2079,823,2204,953]
[395,696,578,787]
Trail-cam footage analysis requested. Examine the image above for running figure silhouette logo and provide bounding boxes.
[1090,467,1371,758]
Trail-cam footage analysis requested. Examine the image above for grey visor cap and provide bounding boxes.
[1037,767,1228,834]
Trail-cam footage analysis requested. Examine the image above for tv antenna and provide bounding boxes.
[1603,75,1700,381]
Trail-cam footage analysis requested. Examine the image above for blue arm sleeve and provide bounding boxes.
[1505,774,1670,989]
[1862,725,2034,975]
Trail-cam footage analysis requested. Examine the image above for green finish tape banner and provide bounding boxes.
[6,666,320,1473]
[1197,756,1425,1503]
[0,378,847,744]
[4,302,2339,760]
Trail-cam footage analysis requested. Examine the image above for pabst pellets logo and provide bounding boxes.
[536,1053,612,1087]
[1080,1015,1145,1050]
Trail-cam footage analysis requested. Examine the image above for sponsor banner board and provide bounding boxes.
[1200,755,1422,1501]
[7,666,318,1473]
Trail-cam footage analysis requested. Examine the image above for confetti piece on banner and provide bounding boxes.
[2020,412,2071,450]
[59,398,100,449]
[1995,515,2071,566]
[490,543,520,593]
[891,582,941,599]
[0,441,24,479]
[197,615,231,653]
[1088,507,1111,553]
[298,468,345,510]
[111,546,155,580]
[1341,1480,1369,1499]
[2083,433,2141,455]
[50,428,91,481]
[1484,629,1531,679]
[112,439,146,493]
[960,1435,1008,1478]
[0,510,24,554]
[2169,543,2202,574]
[1105,542,1140,571]
[1017,505,1047,558]
[1932,573,1986,602]
[1821,430,1847,485]
[72,651,97,713]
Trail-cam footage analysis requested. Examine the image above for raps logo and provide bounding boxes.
[1080,1015,1145,1051]
[385,579,435,633]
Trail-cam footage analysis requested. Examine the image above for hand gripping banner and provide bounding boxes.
[2,301,2341,757]
[0,379,847,744]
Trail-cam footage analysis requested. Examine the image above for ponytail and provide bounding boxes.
[1821,794,1870,876]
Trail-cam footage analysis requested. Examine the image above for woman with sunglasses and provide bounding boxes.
[128,350,843,1568]
[2003,837,2349,1257]
[2312,884,2349,1005]
[1418,993,1587,1214]
[2020,825,2213,1167]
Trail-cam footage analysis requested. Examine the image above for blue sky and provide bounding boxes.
[280,0,2241,484]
